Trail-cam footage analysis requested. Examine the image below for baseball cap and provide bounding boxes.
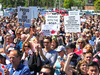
[65,43,76,49]
[0,53,6,58]
[8,47,15,52]
[56,45,66,52]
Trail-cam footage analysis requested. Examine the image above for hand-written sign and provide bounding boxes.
[41,24,58,36]
[18,7,31,24]
[46,15,60,24]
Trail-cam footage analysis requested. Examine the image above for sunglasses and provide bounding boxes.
[43,42,50,44]
[78,42,83,43]
[17,33,20,34]
[24,46,29,47]
[39,71,49,75]
[82,35,86,37]
[66,36,70,38]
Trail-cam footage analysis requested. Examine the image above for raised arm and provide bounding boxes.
[2,35,7,53]
[63,53,73,75]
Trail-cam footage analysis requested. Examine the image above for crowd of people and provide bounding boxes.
[0,12,99,75]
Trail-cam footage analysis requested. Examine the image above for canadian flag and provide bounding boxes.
[8,29,14,35]
[0,64,5,75]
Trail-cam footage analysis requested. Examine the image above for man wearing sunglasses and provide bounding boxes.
[39,64,55,75]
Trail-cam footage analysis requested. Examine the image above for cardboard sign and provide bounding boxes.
[18,7,31,24]
[46,15,60,25]
[41,24,58,36]
[0,11,3,17]
[64,16,80,32]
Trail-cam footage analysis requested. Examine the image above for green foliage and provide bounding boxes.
[0,0,97,8]
[24,3,28,7]
[7,4,12,7]
[3,5,6,8]
[94,0,100,10]
[73,0,82,7]
[63,0,73,8]
[81,0,86,6]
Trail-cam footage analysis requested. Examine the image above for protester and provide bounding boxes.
[2,50,31,75]
[53,45,66,75]
[51,38,59,50]
[39,36,58,66]
[0,9,99,75]
[88,61,99,75]
[63,53,88,75]
[74,38,85,56]
[84,51,93,64]
[65,43,81,69]
[39,64,55,75]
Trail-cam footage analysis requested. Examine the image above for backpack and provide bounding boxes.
[28,52,42,73]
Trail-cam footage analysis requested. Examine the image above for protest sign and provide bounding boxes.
[41,24,58,36]
[45,15,60,31]
[64,11,80,32]
[69,11,80,16]
[4,12,10,17]
[0,11,3,17]
[46,15,60,25]
[29,7,38,18]
[18,7,38,27]
[18,7,31,25]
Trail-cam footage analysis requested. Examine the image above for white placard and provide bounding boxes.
[41,24,58,36]
[0,11,3,17]
[46,15,60,25]
[18,7,31,24]
[80,18,86,22]
[64,15,80,32]
[69,11,80,16]
[4,12,10,17]
[29,7,38,18]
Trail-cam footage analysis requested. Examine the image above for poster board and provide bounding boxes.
[18,7,37,27]
[41,24,58,36]
[64,11,80,32]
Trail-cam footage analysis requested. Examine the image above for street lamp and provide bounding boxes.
[59,0,60,13]
[15,0,17,8]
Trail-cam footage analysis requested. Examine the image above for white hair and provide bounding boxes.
[21,34,27,39]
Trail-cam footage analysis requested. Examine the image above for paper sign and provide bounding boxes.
[18,7,31,24]
[0,11,3,17]
[64,16,81,32]
[41,24,58,36]
[69,11,80,16]
[46,15,60,25]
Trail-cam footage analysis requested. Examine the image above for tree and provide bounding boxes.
[94,0,100,10]
[73,0,82,8]
[63,0,73,8]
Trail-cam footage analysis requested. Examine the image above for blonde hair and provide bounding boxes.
[83,44,93,52]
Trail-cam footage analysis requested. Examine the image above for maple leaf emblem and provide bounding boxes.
[51,30,56,34]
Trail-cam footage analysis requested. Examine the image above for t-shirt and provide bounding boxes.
[40,49,58,66]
